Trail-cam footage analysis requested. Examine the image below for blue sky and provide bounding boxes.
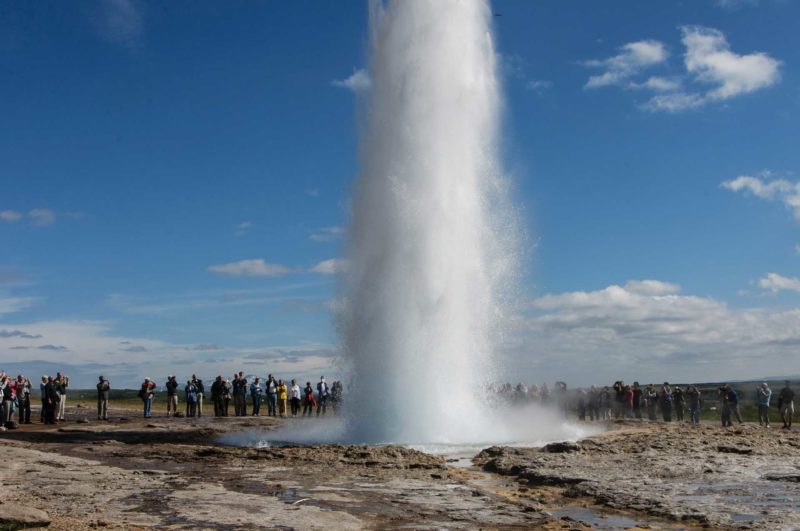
[2,0,799,387]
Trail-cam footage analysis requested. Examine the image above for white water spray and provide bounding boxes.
[341,0,516,444]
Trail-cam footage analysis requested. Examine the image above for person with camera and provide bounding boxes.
[165,375,179,417]
[757,382,771,428]
[686,385,702,425]
[54,372,69,421]
[97,375,110,421]
[192,375,205,417]
[250,377,263,416]
[778,381,794,430]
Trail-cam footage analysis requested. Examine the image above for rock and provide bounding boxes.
[77,418,91,424]
[716,446,753,455]
[0,502,51,528]
[542,441,580,453]
[764,473,800,483]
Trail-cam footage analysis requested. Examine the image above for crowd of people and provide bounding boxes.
[0,371,70,430]
[136,373,344,420]
[1,369,795,431]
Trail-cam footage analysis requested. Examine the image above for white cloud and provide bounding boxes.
[28,208,56,226]
[634,76,682,91]
[0,296,38,315]
[585,40,668,89]
[714,0,759,9]
[208,259,292,278]
[642,91,705,112]
[95,0,143,47]
[237,221,252,230]
[682,26,781,101]
[722,174,800,221]
[332,69,371,92]
[758,273,800,294]
[309,259,348,275]
[0,210,23,222]
[526,80,553,93]
[510,280,800,385]
[309,226,345,242]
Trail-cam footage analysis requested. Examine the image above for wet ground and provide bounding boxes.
[1,407,797,529]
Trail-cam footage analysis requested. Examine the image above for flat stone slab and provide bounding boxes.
[0,502,51,528]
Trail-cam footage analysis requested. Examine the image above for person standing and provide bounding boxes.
[39,375,47,423]
[686,385,702,425]
[97,375,110,421]
[673,386,685,422]
[316,376,329,416]
[645,384,658,421]
[265,374,277,417]
[659,382,673,422]
[54,371,69,421]
[140,378,156,418]
[632,382,643,420]
[302,381,316,417]
[43,376,58,424]
[222,379,231,416]
[184,379,198,417]
[331,381,343,416]
[211,376,224,417]
[192,375,205,417]
[277,379,288,418]
[0,375,11,425]
[757,382,772,428]
[16,375,31,424]
[778,381,795,430]
[290,379,301,417]
[165,375,179,417]
[726,385,743,424]
[719,385,732,427]
[250,377,262,416]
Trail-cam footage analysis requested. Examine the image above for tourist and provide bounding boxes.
[576,389,587,420]
[645,384,658,421]
[139,378,156,418]
[587,386,600,421]
[222,378,232,416]
[331,380,343,415]
[659,382,672,422]
[231,373,241,416]
[185,379,198,417]
[16,375,31,424]
[165,375,179,417]
[613,381,624,418]
[757,382,771,428]
[192,375,205,417]
[541,383,550,404]
[211,375,224,417]
[632,382,642,420]
[43,375,58,424]
[726,384,743,424]
[778,381,794,430]
[266,374,277,417]
[290,379,301,417]
[39,375,47,423]
[0,375,11,425]
[600,386,612,420]
[54,371,69,421]
[621,385,633,418]
[317,376,329,416]
[673,386,685,422]
[686,385,701,425]
[97,375,110,421]
[719,385,732,427]
[235,372,248,416]
[277,379,288,418]
[303,381,316,416]
[250,377,262,416]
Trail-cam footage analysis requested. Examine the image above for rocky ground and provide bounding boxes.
[0,407,797,530]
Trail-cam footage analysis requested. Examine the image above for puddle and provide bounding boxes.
[548,506,675,529]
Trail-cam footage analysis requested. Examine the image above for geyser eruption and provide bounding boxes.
[342,0,515,444]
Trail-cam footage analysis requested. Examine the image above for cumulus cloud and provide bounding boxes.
[512,280,800,385]
[309,226,345,242]
[721,173,800,221]
[682,26,781,100]
[309,259,348,275]
[585,40,669,89]
[332,69,371,92]
[208,259,292,278]
[758,273,800,294]
[644,26,781,112]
